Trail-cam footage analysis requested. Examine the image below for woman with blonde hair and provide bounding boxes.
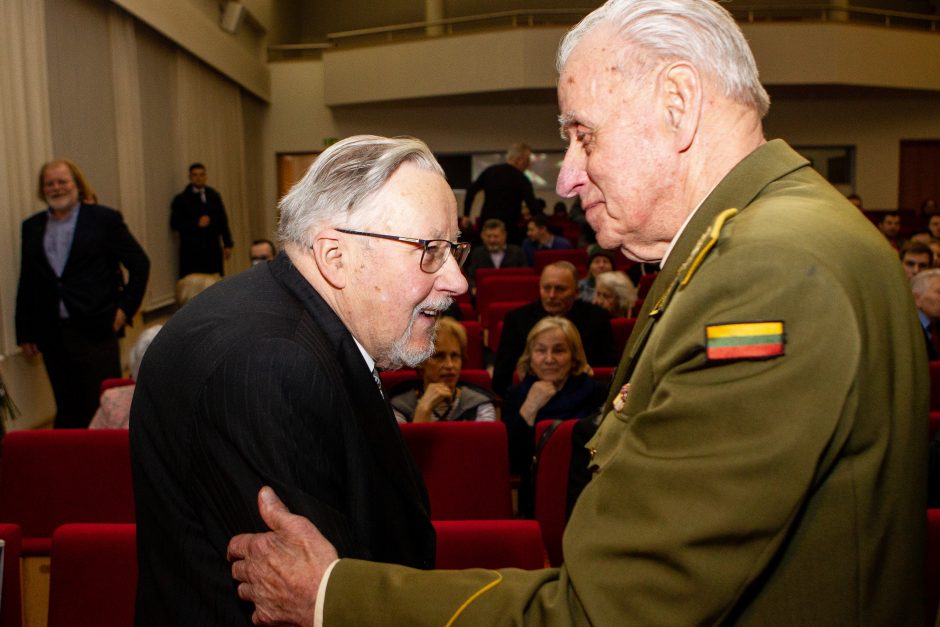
[504,317,606,513]
[390,317,496,423]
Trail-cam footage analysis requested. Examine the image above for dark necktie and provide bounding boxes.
[372,368,385,399]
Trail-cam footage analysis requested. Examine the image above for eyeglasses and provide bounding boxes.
[337,228,470,274]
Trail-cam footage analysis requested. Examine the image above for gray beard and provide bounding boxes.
[381,295,453,370]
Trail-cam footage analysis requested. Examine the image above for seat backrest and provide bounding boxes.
[458,369,492,392]
[433,520,546,570]
[483,301,528,351]
[928,509,940,625]
[637,272,658,298]
[99,378,135,395]
[47,523,137,627]
[459,320,484,369]
[534,419,577,567]
[476,276,539,323]
[379,370,421,398]
[931,412,940,440]
[474,267,535,284]
[0,430,135,555]
[400,422,512,520]
[0,523,23,627]
[533,248,588,274]
[591,367,615,384]
[610,317,638,358]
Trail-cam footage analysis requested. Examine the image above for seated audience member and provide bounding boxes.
[503,317,606,514]
[249,239,276,265]
[846,193,863,209]
[548,201,571,232]
[390,317,496,423]
[900,241,932,280]
[522,214,573,266]
[909,230,932,245]
[912,269,940,360]
[89,325,162,429]
[578,245,617,302]
[928,214,940,241]
[593,271,638,318]
[877,211,902,249]
[492,261,614,396]
[930,239,940,268]
[175,272,221,309]
[924,198,938,215]
[461,219,528,292]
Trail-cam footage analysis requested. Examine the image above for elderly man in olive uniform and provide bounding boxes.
[228,1,926,624]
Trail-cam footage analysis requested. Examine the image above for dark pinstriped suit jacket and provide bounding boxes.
[129,252,434,625]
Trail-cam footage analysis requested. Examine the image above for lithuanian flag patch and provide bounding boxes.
[705,321,785,361]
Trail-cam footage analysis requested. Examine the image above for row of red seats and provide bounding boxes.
[0,519,545,627]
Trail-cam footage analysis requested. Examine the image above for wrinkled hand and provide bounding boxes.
[112,308,127,333]
[520,380,559,426]
[19,343,40,358]
[228,487,338,626]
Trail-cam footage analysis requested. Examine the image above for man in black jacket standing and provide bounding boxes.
[170,162,233,277]
[16,159,150,428]
[463,143,544,242]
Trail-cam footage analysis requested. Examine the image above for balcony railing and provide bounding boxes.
[268,4,939,60]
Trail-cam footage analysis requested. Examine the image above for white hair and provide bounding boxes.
[912,268,940,297]
[596,271,638,313]
[557,0,770,118]
[277,135,444,248]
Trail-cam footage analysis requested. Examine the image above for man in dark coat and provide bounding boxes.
[463,143,544,242]
[170,162,233,277]
[16,159,150,428]
[131,135,469,625]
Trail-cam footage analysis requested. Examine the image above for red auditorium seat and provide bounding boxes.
[0,429,135,556]
[610,317,638,357]
[591,366,615,384]
[928,509,940,625]
[459,320,484,369]
[459,369,493,392]
[931,412,940,440]
[533,419,578,566]
[400,422,512,520]
[533,248,588,274]
[379,369,420,397]
[474,267,535,283]
[483,301,528,352]
[433,520,547,570]
[637,272,658,298]
[47,523,137,627]
[476,276,539,325]
[99,377,135,394]
[0,524,23,627]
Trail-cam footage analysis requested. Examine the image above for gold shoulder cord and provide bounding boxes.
[444,571,504,627]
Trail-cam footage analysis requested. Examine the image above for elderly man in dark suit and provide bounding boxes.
[130,136,469,625]
[16,159,150,428]
[228,1,925,625]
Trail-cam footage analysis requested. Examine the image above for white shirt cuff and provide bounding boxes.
[314,559,340,627]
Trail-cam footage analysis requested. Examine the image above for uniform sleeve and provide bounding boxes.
[322,240,865,625]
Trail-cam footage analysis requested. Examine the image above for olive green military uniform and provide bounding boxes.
[324,140,927,625]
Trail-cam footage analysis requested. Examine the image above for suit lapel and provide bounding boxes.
[607,140,810,405]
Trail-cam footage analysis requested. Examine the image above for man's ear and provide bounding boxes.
[310,230,347,289]
[661,62,701,153]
